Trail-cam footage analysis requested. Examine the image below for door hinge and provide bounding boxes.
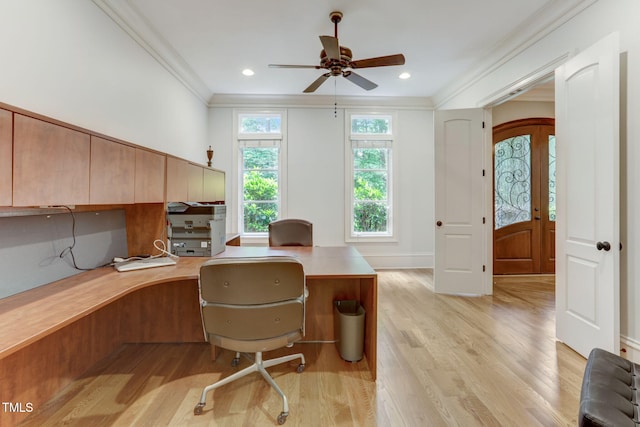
[483,265,486,272]
[483,217,486,224]
[482,121,485,129]
[482,169,485,177]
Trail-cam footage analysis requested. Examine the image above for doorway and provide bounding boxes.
[493,118,556,274]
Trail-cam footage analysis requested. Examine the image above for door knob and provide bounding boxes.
[596,241,611,251]
[436,221,443,227]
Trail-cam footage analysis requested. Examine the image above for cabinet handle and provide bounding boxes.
[596,241,611,251]
[436,221,443,227]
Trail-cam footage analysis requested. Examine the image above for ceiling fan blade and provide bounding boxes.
[269,64,321,69]
[303,73,331,93]
[350,54,406,68]
[343,71,378,91]
[319,35,340,60]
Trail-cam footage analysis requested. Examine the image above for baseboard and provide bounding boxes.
[620,335,640,363]
[359,253,433,269]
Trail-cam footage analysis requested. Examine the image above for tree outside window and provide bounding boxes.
[348,114,394,239]
[237,111,285,236]
[353,147,389,232]
[241,146,279,233]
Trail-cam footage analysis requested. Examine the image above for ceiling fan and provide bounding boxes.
[269,11,406,93]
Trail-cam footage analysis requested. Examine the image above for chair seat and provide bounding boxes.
[209,330,303,354]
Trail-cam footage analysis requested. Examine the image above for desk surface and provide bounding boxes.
[0,246,375,361]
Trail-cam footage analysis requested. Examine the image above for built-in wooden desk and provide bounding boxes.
[211,246,378,374]
[0,246,376,426]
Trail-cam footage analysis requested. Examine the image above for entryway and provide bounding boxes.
[493,118,556,274]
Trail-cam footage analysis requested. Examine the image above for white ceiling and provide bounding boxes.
[95,0,587,103]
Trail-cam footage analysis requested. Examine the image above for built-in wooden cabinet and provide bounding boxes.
[166,156,189,201]
[13,114,90,207]
[0,109,12,206]
[89,136,136,204]
[167,157,224,203]
[134,148,165,203]
[204,168,225,202]
[187,163,204,201]
[3,104,224,208]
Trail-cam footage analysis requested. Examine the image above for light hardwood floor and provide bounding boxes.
[19,270,586,426]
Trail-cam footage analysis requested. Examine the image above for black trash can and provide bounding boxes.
[333,300,365,362]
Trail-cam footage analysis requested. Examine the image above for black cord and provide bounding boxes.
[55,206,92,271]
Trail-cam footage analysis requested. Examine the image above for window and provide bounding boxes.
[239,113,281,135]
[346,113,395,241]
[236,112,286,236]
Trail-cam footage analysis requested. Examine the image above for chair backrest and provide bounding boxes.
[198,256,305,352]
[268,219,313,247]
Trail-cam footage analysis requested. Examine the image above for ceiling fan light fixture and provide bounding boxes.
[399,72,411,80]
[242,68,255,76]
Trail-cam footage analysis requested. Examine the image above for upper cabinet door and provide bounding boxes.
[0,109,12,206]
[166,156,189,202]
[13,114,90,206]
[187,163,204,201]
[134,148,165,203]
[89,136,135,204]
[203,168,225,202]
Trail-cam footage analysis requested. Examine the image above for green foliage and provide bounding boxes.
[242,147,279,232]
[354,202,388,232]
[354,173,387,200]
[243,202,278,232]
[351,118,390,134]
[354,177,388,232]
[353,148,387,169]
[352,146,389,232]
[241,117,281,133]
[244,147,278,169]
[244,171,277,201]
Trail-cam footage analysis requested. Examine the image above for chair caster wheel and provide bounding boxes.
[194,403,205,415]
[277,412,288,424]
[296,363,305,373]
[231,357,240,367]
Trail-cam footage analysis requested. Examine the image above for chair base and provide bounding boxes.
[194,351,305,424]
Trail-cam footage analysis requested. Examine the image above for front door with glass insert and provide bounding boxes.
[493,118,555,274]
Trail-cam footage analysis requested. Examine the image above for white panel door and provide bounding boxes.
[434,109,487,295]
[555,32,620,357]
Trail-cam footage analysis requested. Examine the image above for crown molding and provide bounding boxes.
[92,0,212,105]
[93,0,596,110]
[433,0,598,108]
[208,94,434,110]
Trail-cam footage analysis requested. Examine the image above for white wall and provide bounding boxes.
[208,102,434,268]
[0,1,208,162]
[492,101,554,126]
[436,0,640,359]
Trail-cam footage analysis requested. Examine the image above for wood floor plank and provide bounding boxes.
[17,270,586,426]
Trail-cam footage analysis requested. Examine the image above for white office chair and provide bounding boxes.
[194,256,306,425]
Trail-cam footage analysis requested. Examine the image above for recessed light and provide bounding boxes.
[399,72,411,80]
[242,68,255,76]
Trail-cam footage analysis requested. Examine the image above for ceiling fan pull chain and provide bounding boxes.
[334,78,337,118]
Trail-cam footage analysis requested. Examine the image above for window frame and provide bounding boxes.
[233,109,287,239]
[344,111,397,242]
